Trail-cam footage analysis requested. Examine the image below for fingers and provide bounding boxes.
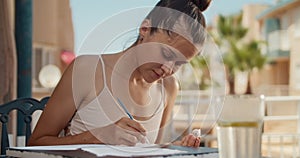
[116,117,146,134]
[187,135,196,147]
[161,61,174,76]
[154,61,175,78]
[155,68,165,77]
[172,65,180,73]
[171,140,182,146]
[125,119,146,134]
[194,137,201,147]
[119,133,139,146]
[181,134,200,148]
[118,124,147,143]
[116,117,147,144]
[181,135,187,146]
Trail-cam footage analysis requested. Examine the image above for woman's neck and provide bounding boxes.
[105,49,156,88]
[130,69,153,88]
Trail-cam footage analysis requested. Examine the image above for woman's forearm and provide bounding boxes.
[28,131,102,146]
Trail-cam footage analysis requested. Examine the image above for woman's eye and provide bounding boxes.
[175,61,188,66]
[167,30,173,36]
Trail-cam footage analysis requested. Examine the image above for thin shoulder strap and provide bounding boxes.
[161,79,165,103]
[99,55,107,87]
[150,79,166,117]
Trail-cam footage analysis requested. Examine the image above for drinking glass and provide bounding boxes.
[217,95,264,158]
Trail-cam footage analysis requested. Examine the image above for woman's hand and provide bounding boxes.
[91,117,147,146]
[172,134,201,147]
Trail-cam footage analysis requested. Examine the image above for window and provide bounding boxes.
[279,13,290,50]
[32,44,57,90]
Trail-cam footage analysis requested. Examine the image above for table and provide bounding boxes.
[6,144,218,157]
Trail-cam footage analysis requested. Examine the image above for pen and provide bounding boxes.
[117,98,134,120]
[117,98,150,144]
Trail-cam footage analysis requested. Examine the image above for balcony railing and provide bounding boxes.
[171,89,300,154]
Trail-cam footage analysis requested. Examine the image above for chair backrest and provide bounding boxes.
[0,97,49,155]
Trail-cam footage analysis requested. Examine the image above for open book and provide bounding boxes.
[6,144,218,157]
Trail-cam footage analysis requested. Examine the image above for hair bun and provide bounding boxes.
[190,0,211,11]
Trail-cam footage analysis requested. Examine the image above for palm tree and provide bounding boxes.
[214,13,267,94]
[190,56,210,90]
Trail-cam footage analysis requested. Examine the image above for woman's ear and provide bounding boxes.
[167,31,179,44]
[139,19,151,40]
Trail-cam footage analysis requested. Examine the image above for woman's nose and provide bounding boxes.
[161,61,175,74]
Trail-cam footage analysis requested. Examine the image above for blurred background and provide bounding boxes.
[1,0,300,157]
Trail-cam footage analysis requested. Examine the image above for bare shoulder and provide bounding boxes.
[64,55,104,104]
[73,55,101,68]
[71,55,103,79]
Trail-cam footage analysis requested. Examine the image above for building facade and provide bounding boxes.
[4,0,74,147]
[8,0,75,98]
[257,0,300,94]
[32,0,74,98]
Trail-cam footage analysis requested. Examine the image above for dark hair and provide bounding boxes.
[144,0,212,44]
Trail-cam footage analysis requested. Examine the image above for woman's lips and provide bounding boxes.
[153,70,162,79]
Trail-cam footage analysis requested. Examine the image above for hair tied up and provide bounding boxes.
[190,0,212,12]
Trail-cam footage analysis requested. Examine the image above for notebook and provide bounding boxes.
[6,144,218,157]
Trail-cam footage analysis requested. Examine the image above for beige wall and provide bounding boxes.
[276,5,300,93]
[257,1,300,94]
[242,4,269,41]
[57,0,74,52]
[289,6,300,93]
[33,0,74,68]
[7,0,14,31]
[290,37,300,91]
[33,0,74,50]
[242,4,288,90]
[251,59,289,93]
[8,0,75,71]
[32,0,74,98]
[252,2,300,92]
[33,0,58,46]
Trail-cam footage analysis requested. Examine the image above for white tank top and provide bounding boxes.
[68,55,165,143]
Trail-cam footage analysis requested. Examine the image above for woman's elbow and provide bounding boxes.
[27,137,38,146]
[27,134,45,146]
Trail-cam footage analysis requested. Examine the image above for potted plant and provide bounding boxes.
[213,13,267,94]
[190,55,211,90]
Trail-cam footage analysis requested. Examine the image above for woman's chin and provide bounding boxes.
[145,76,160,83]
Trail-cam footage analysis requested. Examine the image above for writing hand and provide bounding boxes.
[91,117,147,146]
[172,134,201,147]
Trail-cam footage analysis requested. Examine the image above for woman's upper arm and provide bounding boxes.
[161,76,179,125]
[30,56,95,139]
[155,76,179,143]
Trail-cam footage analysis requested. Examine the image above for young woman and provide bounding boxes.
[29,0,211,147]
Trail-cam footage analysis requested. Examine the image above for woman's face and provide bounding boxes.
[136,30,199,83]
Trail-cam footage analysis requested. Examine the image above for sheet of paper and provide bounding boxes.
[9,144,104,151]
[8,144,218,157]
[178,153,219,158]
[81,145,187,157]
[9,144,186,157]
[134,143,170,148]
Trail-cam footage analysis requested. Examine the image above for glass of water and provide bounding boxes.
[217,95,264,158]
